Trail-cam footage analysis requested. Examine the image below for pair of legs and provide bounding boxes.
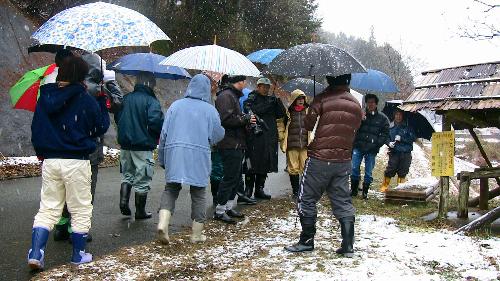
[350,148,377,199]
[157,182,207,244]
[244,173,270,199]
[286,158,355,256]
[381,152,412,192]
[214,149,246,224]
[54,164,98,241]
[286,148,308,197]
[29,159,93,269]
[119,150,154,219]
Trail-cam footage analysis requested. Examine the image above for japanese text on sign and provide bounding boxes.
[431,131,455,177]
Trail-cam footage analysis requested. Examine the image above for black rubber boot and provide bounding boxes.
[210,179,220,206]
[254,174,271,200]
[284,216,316,252]
[350,179,360,197]
[53,221,70,241]
[336,216,355,258]
[289,174,300,197]
[135,192,152,220]
[237,192,257,205]
[362,182,370,200]
[119,182,132,216]
[244,174,255,198]
[214,212,237,224]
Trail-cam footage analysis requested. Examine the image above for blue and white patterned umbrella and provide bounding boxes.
[160,45,260,77]
[31,2,170,52]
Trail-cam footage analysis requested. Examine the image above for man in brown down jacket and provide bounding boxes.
[285,74,363,257]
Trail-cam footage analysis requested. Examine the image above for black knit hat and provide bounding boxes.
[226,75,246,84]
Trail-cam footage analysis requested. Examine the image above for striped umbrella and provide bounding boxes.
[9,64,57,112]
[160,45,260,77]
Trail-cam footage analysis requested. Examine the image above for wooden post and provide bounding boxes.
[468,128,500,187]
[479,178,489,210]
[457,174,471,218]
[438,113,452,218]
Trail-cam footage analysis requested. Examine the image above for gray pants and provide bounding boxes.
[160,182,207,223]
[120,150,154,194]
[298,157,355,220]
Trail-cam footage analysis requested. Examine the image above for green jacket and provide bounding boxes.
[116,84,164,151]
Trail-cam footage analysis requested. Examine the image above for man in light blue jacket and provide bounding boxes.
[157,74,225,244]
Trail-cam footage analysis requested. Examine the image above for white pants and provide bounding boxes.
[33,159,93,233]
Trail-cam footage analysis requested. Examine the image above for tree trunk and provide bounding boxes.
[455,206,500,233]
[468,187,500,207]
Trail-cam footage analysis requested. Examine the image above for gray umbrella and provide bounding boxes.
[265,43,366,77]
[281,78,326,97]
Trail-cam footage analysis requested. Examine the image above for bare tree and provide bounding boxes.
[459,0,500,40]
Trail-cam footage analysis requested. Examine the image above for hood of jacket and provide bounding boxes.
[184,74,211,102]
[289,89,308,108]
[39,83,87,114]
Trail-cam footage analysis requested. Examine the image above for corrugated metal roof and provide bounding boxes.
[400,99,500,112]
[405,62,500,111]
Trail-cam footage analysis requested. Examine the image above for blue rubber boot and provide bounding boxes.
[70,232,93,265]
[28,227,49,270]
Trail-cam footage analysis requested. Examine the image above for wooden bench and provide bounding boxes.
[457,167,500,218]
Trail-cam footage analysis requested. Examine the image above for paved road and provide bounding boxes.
[0,154,289,281]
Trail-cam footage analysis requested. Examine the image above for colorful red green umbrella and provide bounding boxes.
[9,64,56,112]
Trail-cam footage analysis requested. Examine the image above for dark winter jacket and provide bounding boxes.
[305,85,363,162]
[287,108,309,149]
[389,122,416,153]
[215,86,250,150]
[353,109,390,154]
[31,83,110,160]
[243,91,286,173]
[116,84,164,151]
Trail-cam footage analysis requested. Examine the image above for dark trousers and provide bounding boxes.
[298,158,354,220]
[216,149,244,206]
[384,151,412,178]
[62,164,98,219]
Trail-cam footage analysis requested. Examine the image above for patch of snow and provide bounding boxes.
[0,156,40,166]
[454,157,479,175]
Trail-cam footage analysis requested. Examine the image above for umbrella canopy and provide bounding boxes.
[9,64,57,112]
[30,2,170,52]
[280,78,326,97]
[383,100,435,140]
[351,69,398,94]
[247,49,284,65]
[108,53,191,80]
[160,45,260,77]
[266,43,366,77]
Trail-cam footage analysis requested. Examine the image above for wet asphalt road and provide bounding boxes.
[0,154,289,281]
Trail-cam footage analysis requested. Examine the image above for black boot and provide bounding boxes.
[237,192,257,205]
[336,216,355,258]
[254,174,271,200]
[284,216,316,252]
[244,174,255,198]
[210,179,220,206]
[135,192,152,220]
[289,174,300,197]
[350,179,360,197]
[362,182,370,200]
[119,182,132,216]
[53,221,70,241]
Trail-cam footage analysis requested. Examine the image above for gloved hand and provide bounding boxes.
[388,141,396,148]
[395,135,401,141]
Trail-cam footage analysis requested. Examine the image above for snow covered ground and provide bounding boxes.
[38,205,500,281]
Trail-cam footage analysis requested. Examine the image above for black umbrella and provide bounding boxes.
[265,43,366,77]
[281,78,326,97]
[383,101,435,140]
[265,43,366,96]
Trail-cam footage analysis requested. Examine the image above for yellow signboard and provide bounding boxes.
[431,131,455,177]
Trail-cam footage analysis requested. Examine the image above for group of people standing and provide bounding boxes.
[26,49,418,271]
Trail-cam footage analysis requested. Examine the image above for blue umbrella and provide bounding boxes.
[108,53,191,80]
[247,49,284,65]
[240,88,253,110]
[350,69,398,94]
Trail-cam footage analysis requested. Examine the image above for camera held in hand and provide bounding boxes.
[247,109,268,136]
